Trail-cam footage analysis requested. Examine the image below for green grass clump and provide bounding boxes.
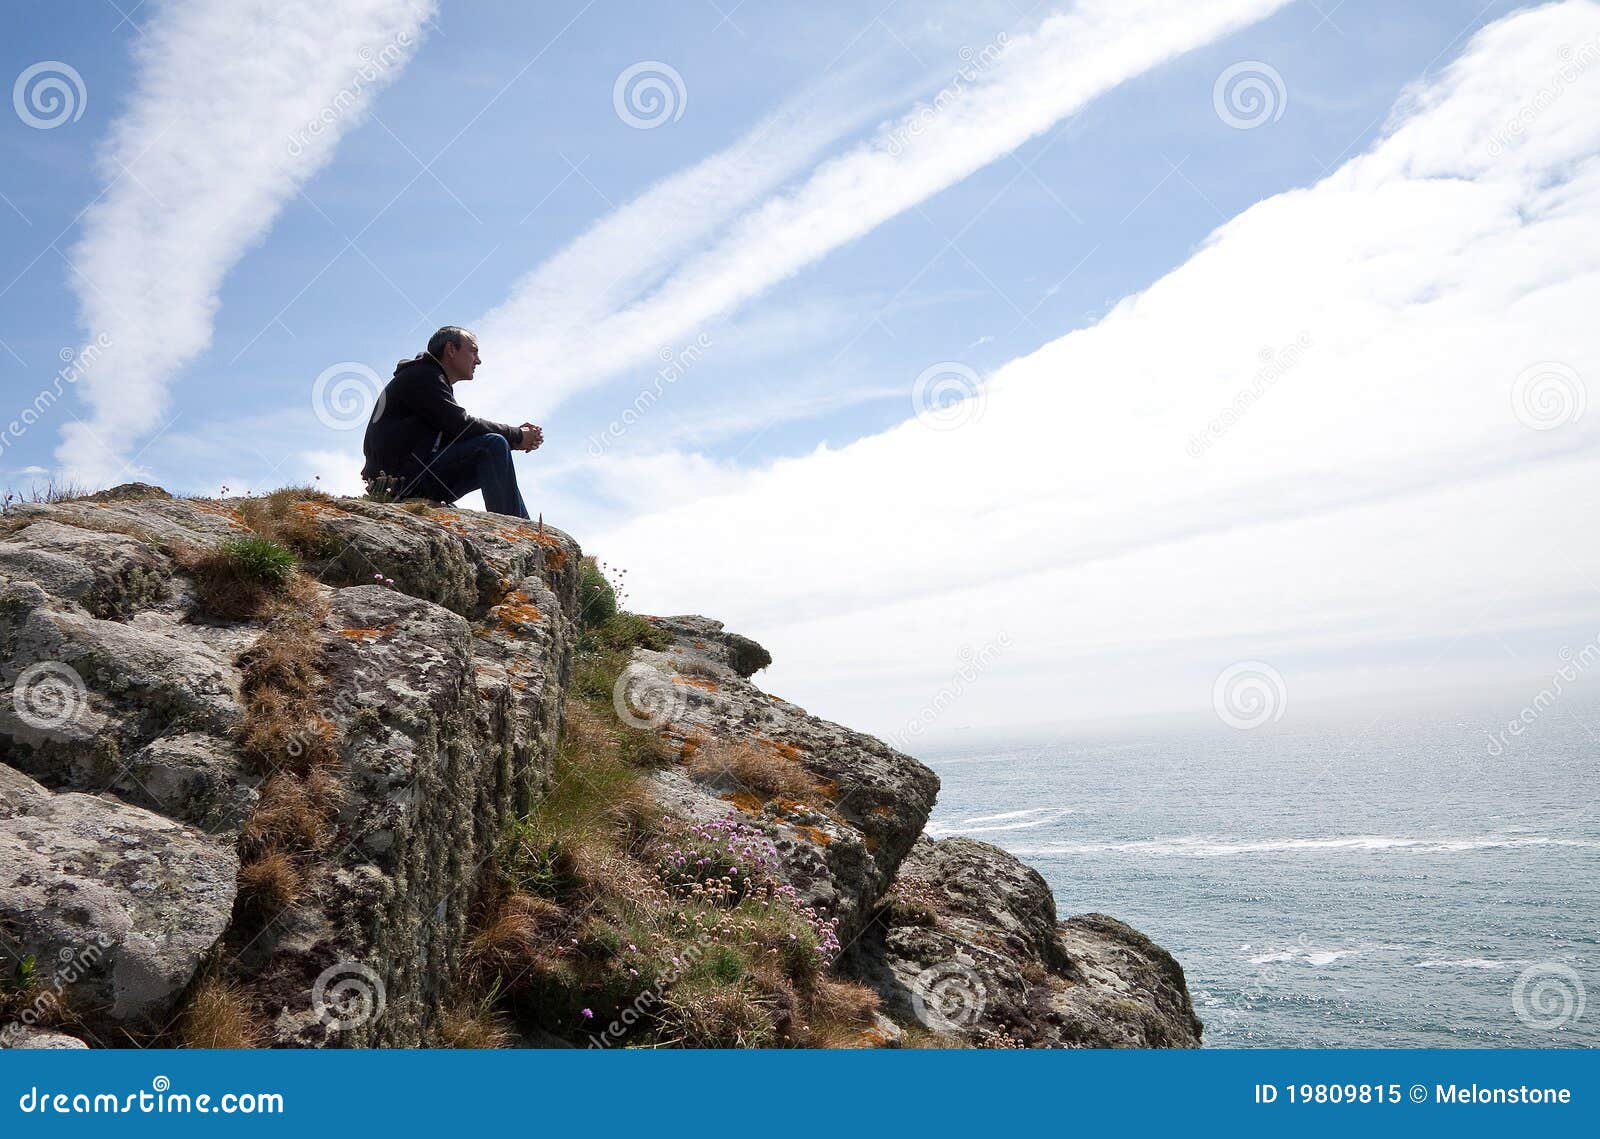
[578,557,618,628]
[235,488,341,559]
[588,612,670,653]
[218,535,297,583]
[184,535,303,621]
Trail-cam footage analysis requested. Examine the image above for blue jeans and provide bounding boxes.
[405,433,529,519]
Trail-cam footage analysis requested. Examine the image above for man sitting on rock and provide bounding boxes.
[361,326,542,519]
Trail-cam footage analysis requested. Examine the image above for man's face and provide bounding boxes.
[444,335,481,382]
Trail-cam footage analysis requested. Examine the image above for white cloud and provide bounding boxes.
[57,0,437,484]
[473,76,891,414]
[469,0,1292,419]
[591,0,1600,739]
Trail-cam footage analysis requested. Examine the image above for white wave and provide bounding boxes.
[926,806,1074,836]
[1247,947,1363,967]
[1005,834,1600,858]
[1413,958,1513,970]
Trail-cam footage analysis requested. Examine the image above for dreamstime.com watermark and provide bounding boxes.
[311,960,386,1033]
[910,960,987,1031]
[1487,35,1600,157]
[887,634,1012,750]
[1212,660,1287,730]
[1188,333,1312,457]
[1510,360,1585,431]
[1483,634,1600,756]
[585,333,713,456]
[613,61,687,129]
[612,662,687,731]
[1213,61,1287,129]
[311,360,385,430]
[0,334,113,463]
[884,33,1010,157]
[1512,962,1586,1031]
[911,361,986,431]
[287,32,414,156]
[12,61,86,129]
[1242,934,1314,1001]
[0,934,115,1047]
[8,661,89,734]
[15,1077,284,1115]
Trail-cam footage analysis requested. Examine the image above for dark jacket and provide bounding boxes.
[360,356,523,481]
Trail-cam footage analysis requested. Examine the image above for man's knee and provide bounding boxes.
[472,433,513,466]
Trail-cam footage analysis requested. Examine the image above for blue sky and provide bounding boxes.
[3,0,1520,491]
[3,0,1599,739]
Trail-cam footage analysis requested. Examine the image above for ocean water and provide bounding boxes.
[919,698,1600,1048]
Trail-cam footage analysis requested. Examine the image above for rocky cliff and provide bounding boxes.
[0,486,1199,1049]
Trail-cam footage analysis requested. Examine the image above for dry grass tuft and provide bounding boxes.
[180,535,313,622]
[242,771,339,856]
[236,850,303,915]
[176,978,262,1049]
[801,977,882,1044]
[238,632,319,698]
[467,893,566,982]
[236,608,339,775]
[436,1002,513,1048]
[690,740,825,803]
[658,983,781,1048]
[235,488,340,559]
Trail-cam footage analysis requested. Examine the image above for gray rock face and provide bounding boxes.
[295,499,578,621]
[4,1028,89,1048]
[0,567,245,817]
[634,616,939,947]
[1,491,577,1048]
[0,521,171,619]
[854,836,1203,1047]
[0,764,238,1038]
[251,575,571,1047]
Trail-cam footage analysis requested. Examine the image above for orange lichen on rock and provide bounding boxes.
[338,623,395,641]
[795,824,833,847]
[290,500,339,519]
[755,737,805,764]
[674,675,719,692]
[723,790,764,814]
[491,590,544,631]
[190,500,245,523]
[512,525,571,570]
[428,514,569,568]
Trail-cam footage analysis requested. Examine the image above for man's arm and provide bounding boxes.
[396,368,524,447]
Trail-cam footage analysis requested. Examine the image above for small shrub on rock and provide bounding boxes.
[577,557,618,628]
[186,535,300,620]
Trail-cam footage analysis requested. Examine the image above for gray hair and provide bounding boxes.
[426,325,475,358]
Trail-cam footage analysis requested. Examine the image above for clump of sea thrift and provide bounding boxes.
[654,815,841,964]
